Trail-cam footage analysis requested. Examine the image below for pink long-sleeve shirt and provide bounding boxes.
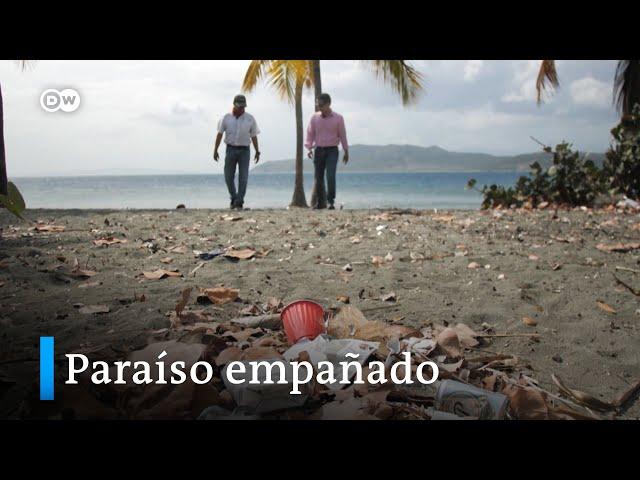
[305,110,348,150]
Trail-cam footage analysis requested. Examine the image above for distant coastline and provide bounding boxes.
[11,144,605,178]
[251,144,605,174]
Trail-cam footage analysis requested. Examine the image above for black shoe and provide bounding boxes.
[328,204,335,210]
[230,202,236,210]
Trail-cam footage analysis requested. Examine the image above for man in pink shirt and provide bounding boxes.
[305,93,349,209]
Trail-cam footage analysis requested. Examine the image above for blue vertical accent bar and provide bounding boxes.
[40,336,54,400]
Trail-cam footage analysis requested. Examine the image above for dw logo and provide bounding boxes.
[40,88,81,113]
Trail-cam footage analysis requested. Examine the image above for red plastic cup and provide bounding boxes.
[281,300,326,344]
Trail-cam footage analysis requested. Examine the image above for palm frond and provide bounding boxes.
[242,60,312,104]
[365,60,424,105]
[241,60,272,93]
[614,60,640,116]
[267,60,297,103]
[536,60,559,104]
[13,60,35,72]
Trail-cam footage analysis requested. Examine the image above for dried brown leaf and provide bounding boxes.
[176,288,192,317]
[79,305,110,315]
[32,224,66,233]
[200,287,239,305]
[503,384,551,420]
[336,295,350,304]
[92,237,127,246]
[436,328,462,358]
[596,300,617,314]
[143,269,182,280]
[225,248,256,260]
[596,242,640,253]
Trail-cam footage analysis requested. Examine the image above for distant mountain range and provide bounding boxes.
[252,144,606,173]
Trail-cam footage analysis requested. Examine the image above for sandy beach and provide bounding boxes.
[1,206,640,419]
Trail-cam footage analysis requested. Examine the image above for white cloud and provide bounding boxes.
[143,103,209,127]
[463,60,484,82]
[570,77,611,108]
[501,60,543,103]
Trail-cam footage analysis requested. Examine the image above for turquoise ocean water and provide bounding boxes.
[11,172,522,210]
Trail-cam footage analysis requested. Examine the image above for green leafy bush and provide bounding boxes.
[601,104,640,199]
[0,181,26,219]
[469,107,640,209]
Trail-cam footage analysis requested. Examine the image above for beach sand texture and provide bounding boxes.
[1,207,639,418]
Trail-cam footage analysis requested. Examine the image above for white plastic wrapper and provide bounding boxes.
[222,359,313,414]
[283,334,379,391]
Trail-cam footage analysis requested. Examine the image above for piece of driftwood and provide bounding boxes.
[551,373,640,412]
[615,265,640,274]
[613,274,640,296]
[230,314,282,329]
[189,262,205,277]
[476,333,541,338]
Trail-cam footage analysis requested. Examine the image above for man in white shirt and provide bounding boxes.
[213,94,260,210]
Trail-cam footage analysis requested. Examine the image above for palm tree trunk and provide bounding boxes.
[290,80,308,207]
[312,60,322,112]
[310,60,322,206]
[0,83,7,196]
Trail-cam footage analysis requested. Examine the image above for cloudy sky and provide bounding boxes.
[0,60,620,177]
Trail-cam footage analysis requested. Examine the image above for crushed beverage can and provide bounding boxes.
[435,379,509,419]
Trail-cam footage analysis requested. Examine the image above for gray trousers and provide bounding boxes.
[224,145,250,206]
[312,146,339,208]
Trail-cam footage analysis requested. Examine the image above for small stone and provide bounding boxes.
[552,354,563,363]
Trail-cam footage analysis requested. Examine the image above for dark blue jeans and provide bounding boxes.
[224,145,250,206]
[313,146,339,208]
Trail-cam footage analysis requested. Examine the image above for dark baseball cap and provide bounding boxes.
[233,94,247,107]
[317,93,331,106]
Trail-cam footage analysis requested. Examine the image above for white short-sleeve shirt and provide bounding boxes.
[217,112,260,147]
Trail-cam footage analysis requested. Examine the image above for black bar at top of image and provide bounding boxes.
[0,8,635,60]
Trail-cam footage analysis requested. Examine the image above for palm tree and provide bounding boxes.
[536,60,640,117]
[1,61,29,196]
[242,60,424,207]
[0,61,28,218]
[311,60,321,112]
[308,60,424,206]
[242,60,313,207]
[0,82,7,196]
[613,61,640,117]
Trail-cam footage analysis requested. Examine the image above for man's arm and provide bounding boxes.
[339,115,349,164]
[305,117,315,158]
[249,117,261,163]
[213,133,223,161]
[213,116,226,161]
[251,136,260,163]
